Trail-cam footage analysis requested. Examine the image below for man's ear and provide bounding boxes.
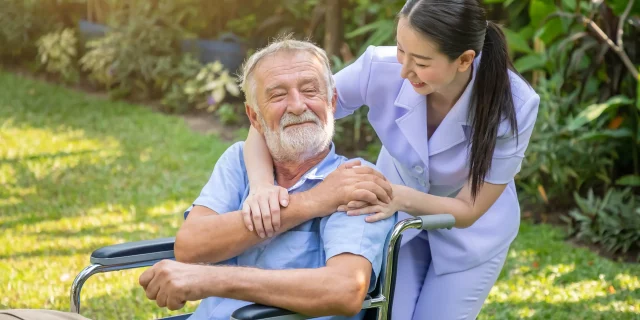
[331,87,338,114]
[245,103,263,134]
[457,49,476,72]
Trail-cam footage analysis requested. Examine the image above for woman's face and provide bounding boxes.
[396,17,463,96]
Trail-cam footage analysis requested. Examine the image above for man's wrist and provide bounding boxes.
[197,265,226,299]
[294,189,333,219]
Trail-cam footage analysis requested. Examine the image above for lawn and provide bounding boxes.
[1,70,638,319]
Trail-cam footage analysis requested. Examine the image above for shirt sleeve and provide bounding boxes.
[485,93,540,184]
[333,46,375,119]
[184,141,248,219]
[319,161,396,292]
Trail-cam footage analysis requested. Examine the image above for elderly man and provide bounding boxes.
[139,38,396,320]
[0,38,394,320]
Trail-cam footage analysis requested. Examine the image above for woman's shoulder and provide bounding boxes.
[507,69,540,113]
[363,45,401,64]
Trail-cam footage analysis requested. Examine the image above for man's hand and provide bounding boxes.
[313,160,393,213]
[139,260,208,310]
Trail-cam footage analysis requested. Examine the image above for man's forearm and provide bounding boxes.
[175,191,333,264]
[203,265,364,317]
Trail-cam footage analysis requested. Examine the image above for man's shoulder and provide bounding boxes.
[334,154,379,171]
[216,141,246,168]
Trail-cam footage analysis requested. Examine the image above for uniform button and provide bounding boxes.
[414,166,424,174]
[419,180,426,187]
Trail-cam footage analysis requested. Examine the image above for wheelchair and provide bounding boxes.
[70,214,455,320]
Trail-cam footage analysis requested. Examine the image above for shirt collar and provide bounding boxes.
[277,143,341,192]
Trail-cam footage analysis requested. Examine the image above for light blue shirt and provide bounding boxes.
[184,142,396,320]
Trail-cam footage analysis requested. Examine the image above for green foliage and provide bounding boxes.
[183,61,241,111]
[0,0,54,59]
[162,60,241,114]
[565,188,640,260]
[37,29,79,83]
[216,103,243,125]
[518,77,617,208]
[79,2,191,99]
[0,70,229,320]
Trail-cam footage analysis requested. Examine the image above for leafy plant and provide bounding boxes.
[37,28,79,83]
[182,61,241,112]
[160,54,203,113]
[517,76,618,209]
[0,0,56,59]
[504,0,640,211]
[216,103,242,125]
[564,187,640,261]
[79,1,193,99]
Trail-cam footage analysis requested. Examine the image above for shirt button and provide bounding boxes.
[414,166,424,174]
[419,180,427,187]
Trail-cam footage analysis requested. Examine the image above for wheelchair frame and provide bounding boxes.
[70,214,455,320]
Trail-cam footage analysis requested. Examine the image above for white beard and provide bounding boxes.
[260,109,334,163]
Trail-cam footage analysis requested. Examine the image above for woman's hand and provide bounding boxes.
[241,183,289,238]
[338,184,403,223]
[313,160,393,213]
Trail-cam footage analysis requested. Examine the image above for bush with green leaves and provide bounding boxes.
[564,187,640,261]
[79,2,194,99]
[162,60,240,113]
[0,0,56,59]
[37,28,79,83]
[517,76,618,209]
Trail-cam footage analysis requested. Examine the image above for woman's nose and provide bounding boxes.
[399,58,412,79]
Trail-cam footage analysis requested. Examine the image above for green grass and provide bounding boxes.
[0,71,638,319]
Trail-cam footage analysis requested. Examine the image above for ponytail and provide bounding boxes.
[468,21,518,199]
[400,1,521,201]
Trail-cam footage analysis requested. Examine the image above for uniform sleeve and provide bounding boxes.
[485,93,540,184]
[333,46,375,119]
[184,142,248,219]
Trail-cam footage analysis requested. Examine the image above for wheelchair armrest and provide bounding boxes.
[231,304,302,320]
[231,295,374,320]
[90,237,175,266]
[418,214,455,230]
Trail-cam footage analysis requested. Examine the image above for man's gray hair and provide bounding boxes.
[239,35,335,112]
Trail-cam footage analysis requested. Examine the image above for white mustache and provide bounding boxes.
[280,111,321,129]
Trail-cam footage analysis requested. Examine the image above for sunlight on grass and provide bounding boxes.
[480,223,640,320]
[1,71,228,319]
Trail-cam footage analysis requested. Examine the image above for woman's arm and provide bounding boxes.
[343,181,507,229]
[242,125,288,237]
[397,182,507,228]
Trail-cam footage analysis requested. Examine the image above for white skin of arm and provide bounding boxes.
[343,181,507,228]
[139,253,371,317]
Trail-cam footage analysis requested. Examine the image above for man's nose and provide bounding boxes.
[286,90,307,115]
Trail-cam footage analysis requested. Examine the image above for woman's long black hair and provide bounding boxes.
[400,0,521,200]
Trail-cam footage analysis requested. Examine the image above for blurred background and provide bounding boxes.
[0,0,639,319]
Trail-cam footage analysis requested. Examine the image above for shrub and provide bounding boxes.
[37,28,79,83]
[79,2,192,99]
[564,188,640,261]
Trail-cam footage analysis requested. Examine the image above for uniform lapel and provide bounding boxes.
[394,79,430,167]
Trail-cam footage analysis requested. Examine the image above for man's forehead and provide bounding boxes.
[254,51,324,82]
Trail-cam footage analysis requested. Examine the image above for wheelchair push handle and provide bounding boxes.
[418,214,455,230]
